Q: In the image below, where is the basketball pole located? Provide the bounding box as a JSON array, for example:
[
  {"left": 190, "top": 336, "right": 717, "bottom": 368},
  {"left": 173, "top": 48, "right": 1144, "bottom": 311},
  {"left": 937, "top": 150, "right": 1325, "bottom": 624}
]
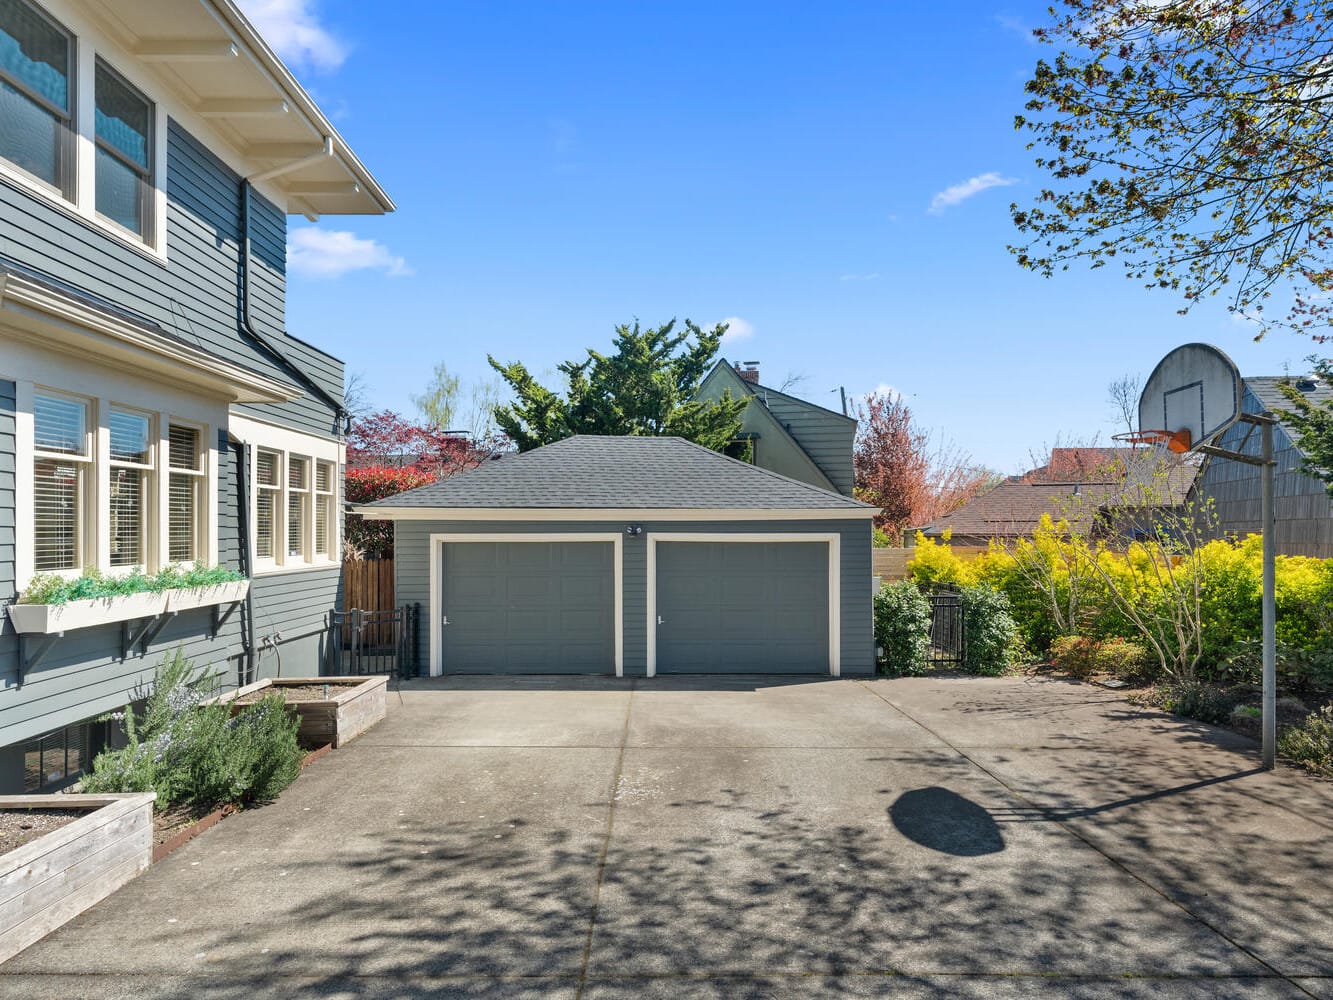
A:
[{"left": 1261, "top": 418, "right": 1277, "bottom": 770}]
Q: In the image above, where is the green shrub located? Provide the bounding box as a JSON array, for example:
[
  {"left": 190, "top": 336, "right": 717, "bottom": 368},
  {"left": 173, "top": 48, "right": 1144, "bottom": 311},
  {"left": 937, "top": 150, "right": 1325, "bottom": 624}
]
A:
[
  {"left": 874, "top": 580, "right": 932, "bottom": 676},
  {"left": 82, "top": 650, "right": 302, "bottom": 811},
  {"left": 19, "top": 563, "right": 244, "bottom": 605},
  {"left": 1161, "top": 680, "right": 1236, "bottom": 727},
  {"left": 960, "top": 584, "right": 1017, "bottom": 676},
  {"left": 1050, "top": 635, "right": 1153, "bottom": 681},
  {"left": 1278, "top": 706, "right": 1333, "bottom": 777}
]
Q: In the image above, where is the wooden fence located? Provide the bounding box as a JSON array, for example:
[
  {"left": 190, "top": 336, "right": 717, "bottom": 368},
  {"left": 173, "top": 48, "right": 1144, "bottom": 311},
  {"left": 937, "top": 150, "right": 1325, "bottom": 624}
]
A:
[
  {"left": 343, "top": 557, "right": 395, "bottom": 612},
  {"left": 872, "top": 546, "right": 991, "bottom": 582}
]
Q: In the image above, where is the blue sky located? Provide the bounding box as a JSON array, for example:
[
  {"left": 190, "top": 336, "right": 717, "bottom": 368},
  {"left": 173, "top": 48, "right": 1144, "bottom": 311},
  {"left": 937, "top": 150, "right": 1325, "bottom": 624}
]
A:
[{"left": 239, "top": 0, "right": 1321, "bottom": 473}]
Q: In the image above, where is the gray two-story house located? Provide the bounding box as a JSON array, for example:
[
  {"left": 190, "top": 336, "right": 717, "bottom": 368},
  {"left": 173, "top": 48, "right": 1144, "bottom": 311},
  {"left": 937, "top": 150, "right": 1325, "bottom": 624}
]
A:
[
  {"left": 0, "top": 0, "right": 393, "bottom": 792},
  {"left": 694, "top": 360, "right": 856, "bottom": 496}
]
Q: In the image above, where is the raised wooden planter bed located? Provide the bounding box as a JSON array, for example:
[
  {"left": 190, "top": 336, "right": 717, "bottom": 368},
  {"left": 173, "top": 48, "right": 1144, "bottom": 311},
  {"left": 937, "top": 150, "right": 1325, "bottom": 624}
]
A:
[
  {"left": 0, "top": 793, "right": 155, "bottom": 964},
  {"left": 207, "top": 675, "right": 388, "bottom": 748}
]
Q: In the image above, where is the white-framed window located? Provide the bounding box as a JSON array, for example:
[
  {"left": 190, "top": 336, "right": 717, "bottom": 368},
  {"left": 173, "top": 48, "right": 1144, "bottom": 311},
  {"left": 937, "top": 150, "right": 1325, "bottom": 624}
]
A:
[
  {"left": 32, "top": 389, "right": 91, "bottom": 573},
  {"left": 314, "top": 460, "right": 335, "bottom": 559},
  {"left": 0, "top": 0, "right": 75, "bottom": 199},
  {"left": 167, "top": 422, "right": 205, "bottom": 563},
  {"left": 255, "top": 448, "right": 281, "bottom": 563},
  {"left": 108, "top": 405, "right": 152, "bottom": 568},
  {"left": 286, "top": 455, "right": 308, "bottom": 561},
  {"left": 0, "top": 0, "right": 165, "bottom": 255},
  {"left": 17, "top": 376, "right": 217, "bottom": 585},
  {"left": 93, "top": 57, "right": 152, "bottom": 239},
  {"left": 235, "top": 417, "right": 342, "bottom": 573}
]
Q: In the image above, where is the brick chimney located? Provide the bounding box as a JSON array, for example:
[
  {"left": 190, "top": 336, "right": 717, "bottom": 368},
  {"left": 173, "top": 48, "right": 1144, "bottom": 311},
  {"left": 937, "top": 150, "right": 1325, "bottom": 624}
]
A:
[{"left": 735, "top": 361, "right": 760, "bottom": 384}]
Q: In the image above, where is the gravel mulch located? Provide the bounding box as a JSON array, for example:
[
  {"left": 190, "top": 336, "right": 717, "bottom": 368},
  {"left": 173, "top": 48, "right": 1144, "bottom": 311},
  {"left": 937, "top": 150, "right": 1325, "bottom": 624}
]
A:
[
  {"left": 0, "top": 808, "right": 89, "bottom": 855},
  {"left": 233, "top": 683, "right": 347, "bottom": 705}
]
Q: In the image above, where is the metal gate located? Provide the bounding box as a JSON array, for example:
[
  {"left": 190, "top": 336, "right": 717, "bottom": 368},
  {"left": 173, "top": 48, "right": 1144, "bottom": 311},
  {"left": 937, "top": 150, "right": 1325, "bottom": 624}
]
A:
[
  {"left": 928, "top": 587, "right": 965, "bottom": 668},
  {"left": 326, "top": 604, "right": 421, "bottom": 678}
]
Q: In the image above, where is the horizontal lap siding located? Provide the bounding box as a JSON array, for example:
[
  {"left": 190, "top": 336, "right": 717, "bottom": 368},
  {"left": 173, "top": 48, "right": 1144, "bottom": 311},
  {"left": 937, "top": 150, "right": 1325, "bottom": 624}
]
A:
[
  {"left": 395, "top": 518, "right": 873, "bottom": 677},
  {"left": 0, "top": 122, "right": 345, "bottom": 754},
  {"left": 757, "top": 393, "right": 857, "bottom": 497}
]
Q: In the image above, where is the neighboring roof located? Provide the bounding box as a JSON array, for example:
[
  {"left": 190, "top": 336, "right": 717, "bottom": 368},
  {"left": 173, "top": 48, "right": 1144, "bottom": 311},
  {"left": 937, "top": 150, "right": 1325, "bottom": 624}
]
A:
[
  {"left": 917, "top": 462, "right": 1198, "bottom": 540},
  {"left": 0, "top": 260, "right": 300, "bottom": 404},
  {"left": 1023, "top": 448, "right": 1132, "bottom": 483},
  {"left": 363, "top": 435, "right": 875, "bottom": 514},
  {"left": 1244, "top": 375, "right": 1333, "bottom": 416},
  {"left": 87, "top": 0, "right": 393, "bottom": 216}
]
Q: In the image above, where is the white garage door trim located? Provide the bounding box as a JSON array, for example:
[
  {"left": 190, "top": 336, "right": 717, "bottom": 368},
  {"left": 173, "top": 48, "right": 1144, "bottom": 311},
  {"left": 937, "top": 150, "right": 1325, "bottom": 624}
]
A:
[
  {"left": 645, "top": 532, "right": 841, "bottom": 678},
  {"left": 428, "top": 533, "right": 624, "bottom": 678}
]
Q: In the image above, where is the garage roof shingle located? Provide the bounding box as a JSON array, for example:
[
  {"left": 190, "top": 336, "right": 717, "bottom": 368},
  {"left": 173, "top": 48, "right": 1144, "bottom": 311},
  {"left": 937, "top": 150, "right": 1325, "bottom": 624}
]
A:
[{"left": 367, "top": 435, "right": 873, "bottom": 512}]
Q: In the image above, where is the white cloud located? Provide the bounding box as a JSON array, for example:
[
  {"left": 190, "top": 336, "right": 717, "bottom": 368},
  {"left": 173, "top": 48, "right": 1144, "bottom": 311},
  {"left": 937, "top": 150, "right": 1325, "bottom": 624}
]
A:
[
  {"left": 718, "top": 316, "right": 754, "bottom": 342},
  {"left": 839, "top": 272, "right": 881, "bottom": 282},
  {"left": 287, "top": 227, "right": 412, "bottom": 279},
  {"left": 873, "top": 383, "right": 902, "bottom": 400},
  {"left": 929, "top": 172, "right": 1019, "bottom": 213},
  {"left": 995, "top": 14, "right": 1040, "bottom": 45},
  {"left": 236, "top": 0, "right": 346, "bottom": 71}
]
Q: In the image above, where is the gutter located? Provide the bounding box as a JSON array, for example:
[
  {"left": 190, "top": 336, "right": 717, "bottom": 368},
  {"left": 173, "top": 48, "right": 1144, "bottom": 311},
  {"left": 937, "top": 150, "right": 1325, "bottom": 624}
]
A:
[{"left": 238, "top": 178, "right": 348, "bottom": 433}]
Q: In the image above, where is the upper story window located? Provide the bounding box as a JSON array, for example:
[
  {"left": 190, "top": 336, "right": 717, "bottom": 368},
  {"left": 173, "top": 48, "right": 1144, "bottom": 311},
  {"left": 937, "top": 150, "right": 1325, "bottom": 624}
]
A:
[
  {"left": 0, "top": 0, "right": 73, "bottom": 197},
  {"left": 94, "top": 59, "right": 151, "bottom": 238}
]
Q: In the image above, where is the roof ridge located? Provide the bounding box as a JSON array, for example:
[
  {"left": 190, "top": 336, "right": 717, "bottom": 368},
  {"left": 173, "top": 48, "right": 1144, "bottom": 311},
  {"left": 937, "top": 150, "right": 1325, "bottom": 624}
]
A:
[{"left": 668, "top": 436, "right": 872, "bottom": 508}]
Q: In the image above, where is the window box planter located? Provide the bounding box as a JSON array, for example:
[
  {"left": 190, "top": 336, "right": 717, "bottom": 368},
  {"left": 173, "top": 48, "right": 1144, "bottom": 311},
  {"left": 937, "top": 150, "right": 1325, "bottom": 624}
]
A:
[
  {"left": 7, "top": 581, "right": 251, "bottom": 635},
  {"left": 206, "top": 675, "right": 388, "bottom": 749},
  {"left": 0, "top": 793, "right": 155, "bottom": 964}
]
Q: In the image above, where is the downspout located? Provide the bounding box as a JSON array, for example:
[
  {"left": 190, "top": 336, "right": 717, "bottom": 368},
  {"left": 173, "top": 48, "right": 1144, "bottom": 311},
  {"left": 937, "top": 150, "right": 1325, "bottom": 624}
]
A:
[
  {"left": 238, "top": 149, "right": 349, "bottom": 433},
  {"left": 230, "top": 432, "right": 257, "bottom": 684}
]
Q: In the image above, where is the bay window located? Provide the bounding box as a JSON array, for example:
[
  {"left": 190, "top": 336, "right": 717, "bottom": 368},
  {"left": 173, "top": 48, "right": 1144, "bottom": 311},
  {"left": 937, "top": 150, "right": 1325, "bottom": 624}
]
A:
[
  {"left": 0, "top": 0, "right": 74, "bottom": 197},
  {"left": 22, "top": 384, "right": 215, "bottom": 582},
  {"left": 245, "top": 437, "right": 340, "bottom": 571}
]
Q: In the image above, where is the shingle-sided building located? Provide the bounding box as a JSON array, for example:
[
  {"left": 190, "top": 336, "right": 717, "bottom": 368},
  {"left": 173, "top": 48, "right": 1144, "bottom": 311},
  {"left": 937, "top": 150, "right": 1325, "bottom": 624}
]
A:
[
  {"left": 358, "top": 436, "right": 878, "bottom": 677},
  {"left": 1198, "top": 375, "right": 1333, "bottom": 557}
]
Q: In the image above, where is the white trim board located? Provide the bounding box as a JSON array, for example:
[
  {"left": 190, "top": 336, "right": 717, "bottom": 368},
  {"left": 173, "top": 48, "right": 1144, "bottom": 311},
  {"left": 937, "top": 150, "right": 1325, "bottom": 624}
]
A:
[
  {"left": 645, "top": 532, "right": 841, "bottom": 678},
  {"left": 428, "top": 533, "right": 625, "bottom": 678},
  {"left": 363, "top": 506, "right": 875, "bottom": 522}
]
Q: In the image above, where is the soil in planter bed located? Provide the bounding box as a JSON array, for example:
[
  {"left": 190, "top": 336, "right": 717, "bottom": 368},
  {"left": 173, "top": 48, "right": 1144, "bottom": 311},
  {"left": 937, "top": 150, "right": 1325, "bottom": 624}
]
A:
[
  {"left": 233, "top": 683, "right": 350, "bottom": 704},
  {"left": 152, "top": 804, "right": 220, "bottom": 847},
  {"left": 0, "top": 808, "right": 87, "bottom": 854}
]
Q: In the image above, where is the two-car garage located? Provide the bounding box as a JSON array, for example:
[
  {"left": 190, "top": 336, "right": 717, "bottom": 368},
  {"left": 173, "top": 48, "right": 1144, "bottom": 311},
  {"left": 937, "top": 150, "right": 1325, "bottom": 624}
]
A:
[{"left": 362, "top": 436, "right": 877, "bottom": 678}]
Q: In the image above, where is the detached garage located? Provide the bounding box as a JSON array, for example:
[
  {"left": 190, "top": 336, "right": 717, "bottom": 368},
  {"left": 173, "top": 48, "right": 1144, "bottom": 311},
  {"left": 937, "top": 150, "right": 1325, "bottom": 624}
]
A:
[{"left": 358, "top": 436, "right": 877, "bottom": 677}]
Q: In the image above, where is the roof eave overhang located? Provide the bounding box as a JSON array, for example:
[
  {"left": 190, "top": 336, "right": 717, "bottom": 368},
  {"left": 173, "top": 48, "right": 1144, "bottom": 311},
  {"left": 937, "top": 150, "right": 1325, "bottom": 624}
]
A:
[
  {"left": 357, "top": 506, "right": 879, "bottom": 522},
  {"left": 0, "top": 272, "right": 300, "bottom": 404}
]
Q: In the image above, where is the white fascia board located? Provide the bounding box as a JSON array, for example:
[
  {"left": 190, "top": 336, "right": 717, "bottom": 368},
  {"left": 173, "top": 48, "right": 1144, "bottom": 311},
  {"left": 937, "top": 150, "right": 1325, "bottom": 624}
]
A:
[
  {"left": 208, "top": 0, "right": 395, "bottom": 213},
  {"left": 0, "top": 272, "right": 299, "bottom": 404},
  {"left": 357, "top": 506, "right": 877, "bottom": 522}
]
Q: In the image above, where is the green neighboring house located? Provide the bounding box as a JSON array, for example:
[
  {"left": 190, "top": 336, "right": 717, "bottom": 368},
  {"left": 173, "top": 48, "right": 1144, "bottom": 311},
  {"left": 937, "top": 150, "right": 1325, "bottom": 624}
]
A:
[{"left": 694, "top": 360, "right": 856, "bottom": 497}]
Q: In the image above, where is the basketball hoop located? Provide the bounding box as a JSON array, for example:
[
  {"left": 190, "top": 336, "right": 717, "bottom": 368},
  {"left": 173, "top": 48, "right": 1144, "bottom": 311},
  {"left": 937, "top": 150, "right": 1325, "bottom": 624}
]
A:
[{"left": 1111, "top": 428, "right": 1192, "bottom": 454}]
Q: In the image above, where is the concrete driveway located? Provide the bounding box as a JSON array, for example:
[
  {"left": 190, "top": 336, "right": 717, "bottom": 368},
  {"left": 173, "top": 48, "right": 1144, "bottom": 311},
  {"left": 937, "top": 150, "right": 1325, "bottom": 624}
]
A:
[{"left": 3, "top": 675, "right": 1331, "bottom": 999}]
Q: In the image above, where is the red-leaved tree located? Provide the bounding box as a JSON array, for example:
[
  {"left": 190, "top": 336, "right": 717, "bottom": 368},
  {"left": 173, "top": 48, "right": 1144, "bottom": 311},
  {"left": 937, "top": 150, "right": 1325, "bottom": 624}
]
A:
[
  {"left": 344, "top": 411, "right": 490, "bottom": 557},
  {"left": 853, "top": 392, "right": 998, "bottom": 541}
]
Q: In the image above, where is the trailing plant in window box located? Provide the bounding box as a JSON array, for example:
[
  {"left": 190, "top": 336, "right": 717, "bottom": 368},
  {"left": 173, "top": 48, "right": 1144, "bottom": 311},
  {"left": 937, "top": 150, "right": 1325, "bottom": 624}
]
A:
[{"left": 17, "top": 563, "right": 244, "bottom": 606}]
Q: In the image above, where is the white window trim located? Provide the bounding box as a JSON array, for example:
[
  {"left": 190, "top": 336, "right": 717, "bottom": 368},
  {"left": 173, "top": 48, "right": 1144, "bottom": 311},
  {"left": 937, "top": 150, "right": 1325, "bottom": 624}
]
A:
[
  {"left": 106, "top": 403, "right": 156, "bottom": 571},
  {"left": 427, "top": 533, "right": 625, "bottom": 679},
  {"left": 27, "top": 386, "right": 94, "bottom": 579},
  {"left": 231, "top": 415, "right": 342, "bottom": 576},
  {"left": 644, "top": 532, "right": 841, "bottom": 679},
  {"left": 11, "top": 372, "right": 219, "bottom": 590},
  {"left": 164, "top": 418, "right": 210, "bottom": 567},
  {"left": 313, "top": 459, "right": 336, "bottom": 560}
]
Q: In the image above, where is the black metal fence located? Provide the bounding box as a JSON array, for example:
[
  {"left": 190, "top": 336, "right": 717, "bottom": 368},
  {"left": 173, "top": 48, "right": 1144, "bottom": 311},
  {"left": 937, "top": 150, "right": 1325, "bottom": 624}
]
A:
[
  {"left": 326, "top": 603, "right": 421, "bottom": 678},
  {"left": 928, "top": 587, "right": 965, "bottom": 668}
]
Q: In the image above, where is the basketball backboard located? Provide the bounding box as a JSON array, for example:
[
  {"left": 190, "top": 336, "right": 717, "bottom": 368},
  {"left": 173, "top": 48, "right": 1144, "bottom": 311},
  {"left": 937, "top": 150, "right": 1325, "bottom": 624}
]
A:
[{"left": 1139, "top": 343, "right": 1243, "bottom": 452}]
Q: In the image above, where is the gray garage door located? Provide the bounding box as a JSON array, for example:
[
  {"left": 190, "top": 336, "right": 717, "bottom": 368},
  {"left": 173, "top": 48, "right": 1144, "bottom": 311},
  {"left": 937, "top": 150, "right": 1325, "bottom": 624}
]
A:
[
  {"left": 439, "top": 541, "right": 615, "bottom": 674},
  {"left": 655, "top": 541, "right": 830, "bottom": 674}
]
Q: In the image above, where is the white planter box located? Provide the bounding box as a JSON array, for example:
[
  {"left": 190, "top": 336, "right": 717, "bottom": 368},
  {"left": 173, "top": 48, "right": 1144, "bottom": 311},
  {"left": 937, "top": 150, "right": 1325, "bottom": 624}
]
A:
[
  {"left": 7, "top": 580, "right": 251, "bottom": 635},
  {"left": 0, "top": 793, "right": 155, "bottom": 964},
  {"left": 7, "top": 592, "right": 168, "bottom": 634},
  {"left": 164, "top": 579, "right": 250, "bottom": 614}
]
